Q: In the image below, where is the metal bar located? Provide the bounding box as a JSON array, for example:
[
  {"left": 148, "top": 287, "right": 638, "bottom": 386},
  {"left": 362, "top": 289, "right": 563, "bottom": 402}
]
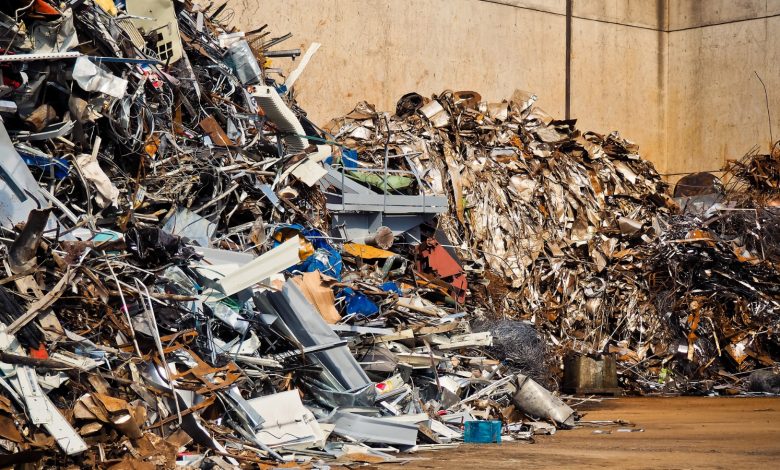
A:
[
  {"left": 565, "top": 0, "right": 572, "bottom": 120},
  {"left": 264, "top": 49, "right": 301, "bottom": 58},
  {"left": 0, "top": 52, "right": 80, "bottom": 61}
]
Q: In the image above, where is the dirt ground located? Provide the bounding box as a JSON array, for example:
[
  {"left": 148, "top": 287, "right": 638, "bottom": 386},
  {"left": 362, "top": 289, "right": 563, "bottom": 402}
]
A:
[{"left": 400, "top": 397, "right": 780, "bottom": 470}]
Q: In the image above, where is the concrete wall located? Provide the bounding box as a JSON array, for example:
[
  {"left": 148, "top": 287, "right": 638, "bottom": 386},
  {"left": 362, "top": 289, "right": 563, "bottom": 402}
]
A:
[
  {"left": 226, "top": 0, "right": 780, "bottom": 178},
  {"left": 665, "top": 1, "right": 780, "bottom": 177},
  {"left": 231, "top": 0, "right": 566, "bottom": 119},
  {"left": 570, "top": 4, "right": 668, "bottom": 173}
]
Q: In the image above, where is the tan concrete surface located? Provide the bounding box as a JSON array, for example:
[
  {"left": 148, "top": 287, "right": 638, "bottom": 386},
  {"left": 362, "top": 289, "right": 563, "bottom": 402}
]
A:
[
  {"left": 570, "top": 16, "right": 668, "bottom": 172},
  {"left": 397, "top": 397, "right": 780, "bottom": 470},
  {"left": 231, "top": 0, "right": 567, "bottom": 121},
  {"left": 574, "top": 0, "right": 667, "bottom": 29},
  {"left": 669, "top": 0, "right": 780, "bottom": 30}
]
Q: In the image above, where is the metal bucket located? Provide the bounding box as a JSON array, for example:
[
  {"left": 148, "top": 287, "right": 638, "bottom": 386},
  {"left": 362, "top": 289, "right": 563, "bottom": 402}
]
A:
[{"left": 512, "top": 374, "right": 575, "bottom": 428}]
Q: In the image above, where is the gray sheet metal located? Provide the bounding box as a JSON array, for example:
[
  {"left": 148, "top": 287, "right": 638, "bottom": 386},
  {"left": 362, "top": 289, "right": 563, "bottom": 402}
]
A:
[
  {"left": 250, "top": 86, "right": 308, "bottom": 154},
  {"left": 307, "top": 382, "right": 376, "bottom": 408},
  {"left": 329, "top": 410, "right": 419, "bottom": 446},
  {"left": 260, "top": 281, "right": 375, "bottom": 406},
  {"left": 320, "top": 164, "right": 446, "bottom": 242},
  {"left": 163, "top": 207, "right": 216, "bottom": 247},
  {"left": 280, "top": 281, "right": 371, "bottom": 389},
  {"left": 223, "top": 386, "right": 265, "bottom": 431},
  {"left": 31, "top": 9, "right": 78, "bottom": 53},
  {"left": 321, "top": 165, "right": 448, "bottom": 213},
  {"left": 12, "top": 121, "right": 76, "bottom": 141},
  {"left": 0, "top": 119, "right": 55, "bottom": 230},
  {"left": 0, "top": 329, "right": 87, "bottom": 455}
]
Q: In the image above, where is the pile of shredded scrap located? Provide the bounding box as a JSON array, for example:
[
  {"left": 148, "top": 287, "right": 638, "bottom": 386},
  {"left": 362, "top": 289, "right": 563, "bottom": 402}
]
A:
[
  {"left": 725, "top": 141, "right": 780, "bottom": 196},
  {"left": 631, "top": 144, "right": 780, "bottom": 394},
  {"left": 326, "top": 91, "right": 674, "bottom": 375},
  {"left": 638, "top": 207, "right": 780, "bottom": 393},
  {"left": 326, "top": 93, "right": 780, "bottom": 395}
]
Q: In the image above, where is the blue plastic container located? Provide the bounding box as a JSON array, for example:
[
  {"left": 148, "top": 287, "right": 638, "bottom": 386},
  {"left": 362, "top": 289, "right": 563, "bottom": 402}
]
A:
[{"left": 463, "top": 420, "right": 502, "bottom": 444}]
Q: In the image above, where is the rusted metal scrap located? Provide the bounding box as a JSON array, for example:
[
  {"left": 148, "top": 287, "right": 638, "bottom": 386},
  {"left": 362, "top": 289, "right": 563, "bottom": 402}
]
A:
[
  {"left": 326, "top": 90, "right": 674, "bottom": 381},
  {"left": 0, "top": 2, "right": 597, "bottom": 467}
]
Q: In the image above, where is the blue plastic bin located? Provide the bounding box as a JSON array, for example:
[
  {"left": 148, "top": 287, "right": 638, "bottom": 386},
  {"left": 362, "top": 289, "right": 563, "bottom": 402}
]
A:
[{"left": 463, "top": 420, "right": 502, "bottom": 444}]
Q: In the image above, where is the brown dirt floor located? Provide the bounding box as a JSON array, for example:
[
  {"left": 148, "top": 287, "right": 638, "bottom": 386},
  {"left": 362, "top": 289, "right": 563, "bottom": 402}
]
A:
[{"left": 399, "top": 397, "right": 780, "bottom": 470}]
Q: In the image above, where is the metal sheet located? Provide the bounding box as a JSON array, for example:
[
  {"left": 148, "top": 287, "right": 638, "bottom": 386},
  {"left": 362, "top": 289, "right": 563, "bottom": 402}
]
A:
[
  {"left": 163, "top": 207, "right": 216, "bottom": 247},
  {"left": 200, "top": 236, "right": 300, "bottom": 298},
  {"left": 30, "top": 9, "right": 78, "bottom": 53},
  {"left": 0, "top": 119, "right": 55, "bottom": 230},
  {"left": 0, "top": 52, "right": 80, "bottom": 62},
  {"left": 329, "top": 410, "right": 418, "bottom": 446},
  {"left": 250, "top": 86, "right": 308, "bottom": 154},
  {"left": 258, "top": 281, "right": 375, "bottom": 406},
  {"left": 247, "top": 390, "right": 324, "bottom": 449},
  {"left": 277, "top": 281, "right": 371, "bottom": 391},
  {"left": 223, "top": 386, "right": 264, "bottom": 432},
  {"left": 72, "top": 56, "right": 128, "bottom": 98},
  {"left": 0, "top": 329, "right": 87, "bottom": 455}
]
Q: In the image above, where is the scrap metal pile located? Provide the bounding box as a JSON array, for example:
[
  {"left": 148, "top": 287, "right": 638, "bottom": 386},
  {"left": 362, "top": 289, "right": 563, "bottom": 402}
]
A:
[
  {"left": 725, "top": 141, "right": 780, "bottom": 197},
  {"left": 325, "top": 92, "right": 780, "bottom": 395},
  {"left": 325, "top": 91, "right": 675, "bottom": 380},
  {"left": 0, "top": 1, "right": 582, "bottom": 467},
  {"left": 631, "top": 143, "right": 780, "bottom": 393},
  {"left": 2, "top": 0, "right": 780, "bottom": 466},
  {"left": 639, "top": 205, "right": 780, "bottom": 393}
]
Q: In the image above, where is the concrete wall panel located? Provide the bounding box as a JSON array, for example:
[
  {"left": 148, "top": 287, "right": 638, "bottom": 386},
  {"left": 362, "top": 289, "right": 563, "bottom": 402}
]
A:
[
  {"left": 233, "top": 0, "right": 565, "bottom": 124},
  {"left": 480, "top": 0, "right": 566, "bottom": 15},
  {"left": 570, "top": 17, "right": 667, "bottom": 168},
  {"left": 668, "top": 0, "right": 780, "bottom": 30},
  {"left": 666, "top": 15, "right": 780, "bottom": 177},
  {"left": 574, "top": 0, "right": 667, "bottom": 29}
]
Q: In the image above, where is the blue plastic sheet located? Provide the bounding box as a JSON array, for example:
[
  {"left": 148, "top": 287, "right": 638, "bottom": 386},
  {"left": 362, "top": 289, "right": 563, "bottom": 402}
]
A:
[
  {"left": 19, "top": 154, "right": 70, "bottom": 179},
  {"left": 272, "top": 224, "right": 343, "bottom": 280},
  {"left": 341, "top": 148, "right": 359, "bottom": 169},
  {"left": 380, "top": 281, "right": 402, "bottom": 295},
  {"left": 338, "top": 287, "right": 379, "bottom": 318}
]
